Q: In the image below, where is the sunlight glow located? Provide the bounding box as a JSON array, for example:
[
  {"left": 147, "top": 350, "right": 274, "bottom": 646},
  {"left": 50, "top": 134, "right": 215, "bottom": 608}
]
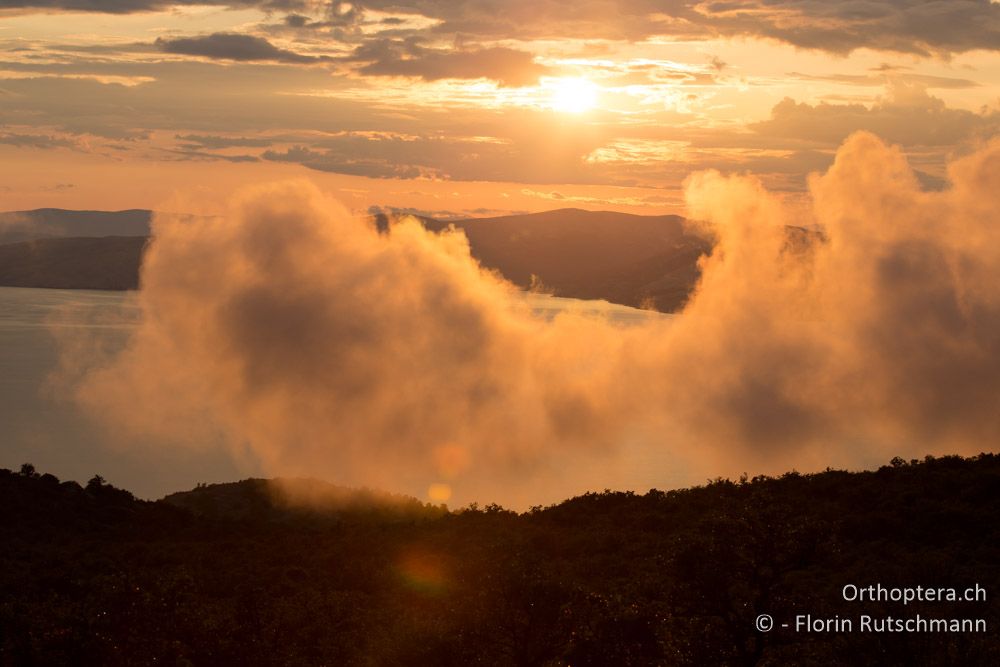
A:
[
  {"left": 428, "top": 483, "right": 452, "bottom": 503},
  {"left": 548, "top": 77, "right": 600, "bottom": 113}
]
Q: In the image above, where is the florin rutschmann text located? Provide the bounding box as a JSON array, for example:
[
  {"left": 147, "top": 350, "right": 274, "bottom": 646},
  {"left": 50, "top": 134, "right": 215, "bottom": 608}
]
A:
[{"left": 757, "top": 584, "right": 988, "bottom": 634}]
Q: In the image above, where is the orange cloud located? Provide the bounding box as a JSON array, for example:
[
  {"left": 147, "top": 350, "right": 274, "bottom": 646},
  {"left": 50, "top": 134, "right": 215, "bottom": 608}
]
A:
[{"left": 71, "top": 133, "right": 1000, "bottom": 506}]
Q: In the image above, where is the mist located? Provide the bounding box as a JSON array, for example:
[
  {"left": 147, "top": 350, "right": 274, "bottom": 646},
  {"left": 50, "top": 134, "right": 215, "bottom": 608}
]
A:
[{"left": 68, "top": 132, "right": 1000, "bottom": 506}]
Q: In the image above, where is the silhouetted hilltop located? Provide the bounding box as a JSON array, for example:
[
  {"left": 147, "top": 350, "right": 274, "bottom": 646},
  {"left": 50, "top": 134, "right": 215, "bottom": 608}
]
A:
[{"left": 2, "top": 455, "right": 997, "bottom": 665}]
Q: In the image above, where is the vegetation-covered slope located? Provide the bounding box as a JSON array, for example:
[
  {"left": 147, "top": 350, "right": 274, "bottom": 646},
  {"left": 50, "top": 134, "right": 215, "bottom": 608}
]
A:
[
  {"left": 426, "top": 208, "right": 711, "bottom": 313},
  {"left": 0, "top": 236, "right": 146, "bottom": 290},
  {"left": 2, "top": 455, "right": 997, "bottom": 665}
]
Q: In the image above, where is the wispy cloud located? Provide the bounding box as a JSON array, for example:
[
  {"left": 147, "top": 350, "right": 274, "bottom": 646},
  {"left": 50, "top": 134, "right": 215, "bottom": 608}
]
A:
[{"left": 156, "top": 33, "right": 331, "bottom": 64}]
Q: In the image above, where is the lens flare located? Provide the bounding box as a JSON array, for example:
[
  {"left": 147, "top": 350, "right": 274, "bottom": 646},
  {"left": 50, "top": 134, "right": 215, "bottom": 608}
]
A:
[
  {"left": 427, "top": 483, "right": 452, "bottom": 503},
  {"left": 396, "top": 549, "right": 449, "bottom": 595}
]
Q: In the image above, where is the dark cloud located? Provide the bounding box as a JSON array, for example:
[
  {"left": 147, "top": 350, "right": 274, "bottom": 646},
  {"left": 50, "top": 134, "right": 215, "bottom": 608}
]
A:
[
  {"left": 0, "top": 0, "right": 306, "bottom": 12},
  {"left": 263, "top": 145, "right": 425, "bottom": 178},
  {"left": 752, "top": 83, "right": 1000, "bottom": 147},
  {"left": 4, "top": 0, "right": 998, "bottom": 56},
  {"left": 176, "top": 134, "right": 274, "bottom": 149},
  {"left": 156, "top": 33, "right": 328, "bottom": 64},
  {"left": 325, "top": 0, "right": 1000, "bottom": 55},
  {"left": 0, "top": 132, "right": 77, "bottom": 149},
  {"left": 694, "top": 0, "right": 1000, "bottom": 56},
  {"left": 348, "top": 39, "right": 550, "bottom": 87},
  {"left": 368, "top": 204, "right": 524, "bottom": 221},
  {"left": 165, "top": 147, "right": 261, "bottom": 163},
  {"left": 787, "top": 72, "right": 982, "bottom": 90},
  {"left": 343, "top": 0, "right": 697, "bottom": 41},
  {"left": 284, "top": 14, "right": 311, "bottom": 28}
]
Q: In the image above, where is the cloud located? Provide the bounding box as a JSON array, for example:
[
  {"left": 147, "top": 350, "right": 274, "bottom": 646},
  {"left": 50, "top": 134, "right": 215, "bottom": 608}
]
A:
[
  {"left": 0, "top": 62, "right": 376, "bottom": 140},
  {"left": 156, "top": 33, "right": 327, "bottom": 64},
  {"left": 176, "top": 134, "right": 274, "bottom": 149},
  {"left": 0, "top": 0, "right": 305, "bottom": 12},
  {"left": 348, "top": 39, "right": 550, "bottom": 86},
  {"left": 165, "top": 148, "right": 261, "bottom": 163},
  {"left": 694, "top": 0, "right": 1000, "bottom": 56},
  {"left": 752, "top": 83, "right": 1000, "bottom": 147},
  {"left": 323, "top": 1, "right": 699, "bottom": 42},
  {"left": 69, "top": 133, "right": 1000, "bottom": 506},
  {"left": 368, "top": 204, "right": 524, "bottom": 222},
  {"left": 259, "top": 128, "right": 612, "bottom": 184},
  {"left": 72, "top": 181, "right": 638, "bottom": 503},
  {"left": 787, "top": 71, "right": 982, "bottom": 90},
  {"left": 519, "top": 188, "right": 675, "bottom": 208},
  {"left": 324, "top": 0, "right": 1000, "bottom": 55},
  {"left": 40, "top": 182, "right": 75, "bottom": 191},
  {"left": 7, "top": 1, "right": 998, "bottom": 55},
  {"left": 263, "top": 145, "right": 425, "bottom": 178},
  {"left": 674, "top": 132, "right": 1000, "bottom": 456},
  {"left": 0, "top": 132, "right": 78, "bottom": 149}
]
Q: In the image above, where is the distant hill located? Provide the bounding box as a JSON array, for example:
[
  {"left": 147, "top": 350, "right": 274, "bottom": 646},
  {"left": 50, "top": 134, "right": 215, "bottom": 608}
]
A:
[
  {"left": 426, "top": 208, "right": 712, "bottom": 312},
  {"left": 0, "top": 207, "right": 712, "bottom": 311},
  {"left": 0, "top": 236, "right": 146, "bottom": 290},
  {"left": 0, "top": 208, "right": 151, "bottom": 245},
  {"left": 2, "top": 454, "right": 998, "bottom": 665},
  {"left": 0, "top": 208, "right": 829, "bottom": 312}
]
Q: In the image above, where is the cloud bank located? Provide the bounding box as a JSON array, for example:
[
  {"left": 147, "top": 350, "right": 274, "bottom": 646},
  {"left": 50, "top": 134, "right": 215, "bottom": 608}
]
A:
[
  {"left": 753, "top": 83, "right": 1000, "bottom": 147},
  {"left": 156, "top": 33, "right": 328, "bottom": 64},
  {"left": 72, "top": 132, "right": 1000, "bottom": 505},
  {"left": 5, "top": 0, "right": 997, "bottom": 56},
  {"left": 350, "top": 41, "right": 550, "bottom": 87}
]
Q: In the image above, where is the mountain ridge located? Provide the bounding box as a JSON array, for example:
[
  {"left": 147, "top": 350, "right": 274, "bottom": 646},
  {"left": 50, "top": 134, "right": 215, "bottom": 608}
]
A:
[
  {"left": 0, "top": 208, "right": 152, "bottom": 245},
  {"left": 0, "top": 207, "right": 710, "bottom": 312},
  {"left": 2, "top": 454, "right": 997, "bottom": 664}
]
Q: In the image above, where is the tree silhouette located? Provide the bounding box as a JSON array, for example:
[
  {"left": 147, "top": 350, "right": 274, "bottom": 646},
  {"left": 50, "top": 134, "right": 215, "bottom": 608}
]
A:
[{"left": 0, "top": 455, "right": 997, "bottom": 665}]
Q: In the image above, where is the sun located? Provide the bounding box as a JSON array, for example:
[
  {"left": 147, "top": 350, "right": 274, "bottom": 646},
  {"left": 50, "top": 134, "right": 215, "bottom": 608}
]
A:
[{"left": 548, "top": 77, "right": 599, "bottom": 113}]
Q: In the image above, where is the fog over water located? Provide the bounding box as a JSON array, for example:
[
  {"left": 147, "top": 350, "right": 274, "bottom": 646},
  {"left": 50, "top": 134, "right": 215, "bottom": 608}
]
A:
[
  {"left": 0, "top": 285, "right": 683, "bottom": 502},
  {"left": 0, "top": 286, "right": 247, "bottom": 497}
]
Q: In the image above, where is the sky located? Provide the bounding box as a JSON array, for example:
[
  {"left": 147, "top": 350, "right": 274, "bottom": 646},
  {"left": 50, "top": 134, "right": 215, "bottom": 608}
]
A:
[
  {"left": 1, "top": 0, "right": 999, "bottom": 217},
  {"left": 2, "top": 1, "right": 1000, "bottom": 505}
]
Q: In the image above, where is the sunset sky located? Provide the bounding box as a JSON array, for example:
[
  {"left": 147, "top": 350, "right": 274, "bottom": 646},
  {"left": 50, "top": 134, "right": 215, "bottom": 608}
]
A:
[{"left": 2, "top": 0, "right": 998, "bottom": 217}]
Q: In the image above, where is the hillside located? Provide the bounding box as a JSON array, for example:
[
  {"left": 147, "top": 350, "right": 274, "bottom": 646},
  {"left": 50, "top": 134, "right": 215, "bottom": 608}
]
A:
[
  {"left": 0, "top": 236, "right": 146, "bottom": 290},
  {"left": 0, "top": 207, "right": 708, "bottom": 311},
  {"left": 2, "top": 455, "right": 997, "bottom": 665},
  {"left": 427, "top": 208, "right": 711, "bottom": 312}
]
